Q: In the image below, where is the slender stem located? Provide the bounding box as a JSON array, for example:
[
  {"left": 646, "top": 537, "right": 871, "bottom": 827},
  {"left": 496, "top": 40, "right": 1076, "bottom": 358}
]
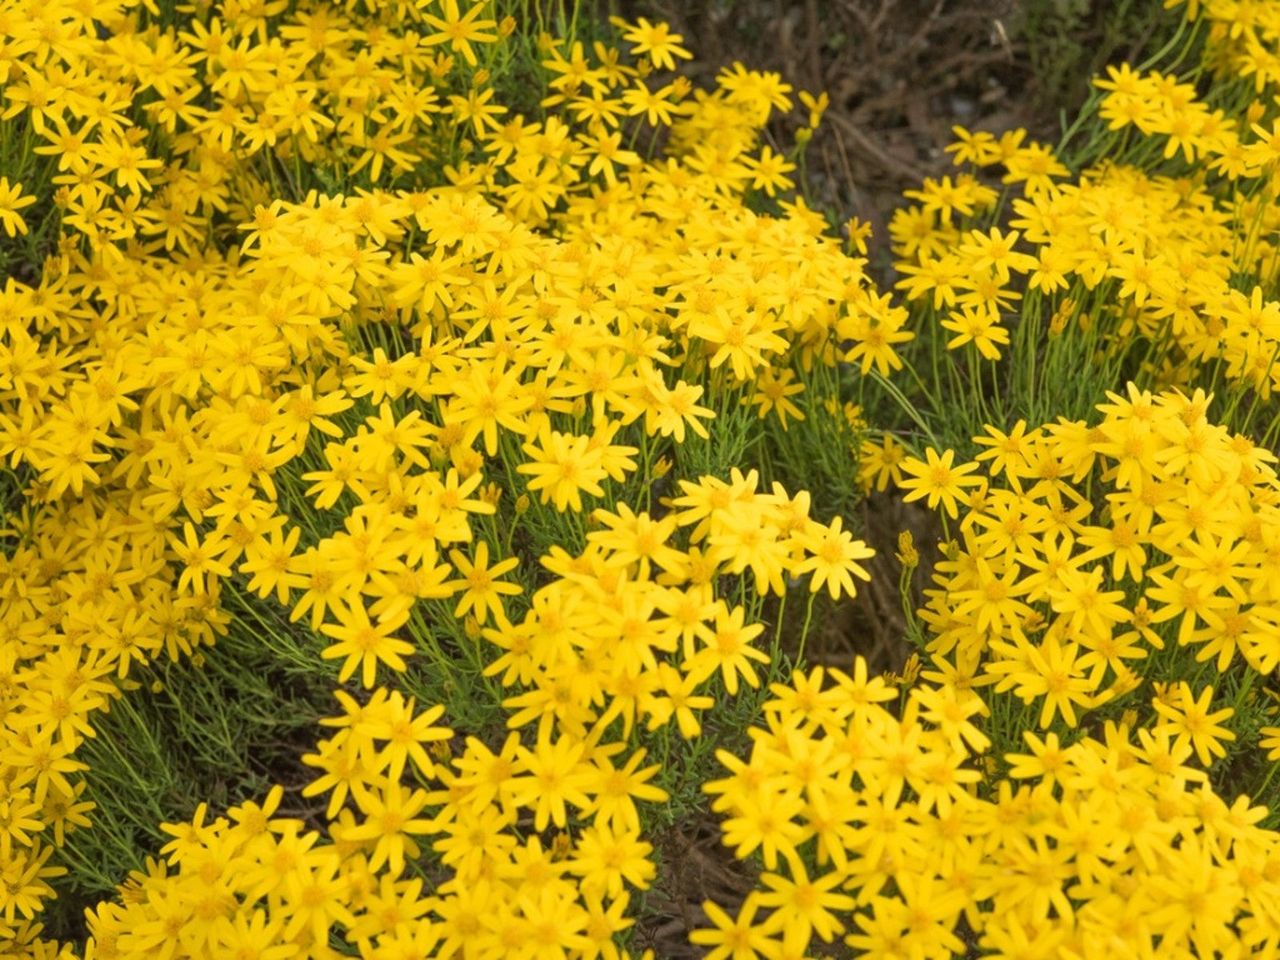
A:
[{"left": 796, "top": 591, "right": 817, "bottom": 667}]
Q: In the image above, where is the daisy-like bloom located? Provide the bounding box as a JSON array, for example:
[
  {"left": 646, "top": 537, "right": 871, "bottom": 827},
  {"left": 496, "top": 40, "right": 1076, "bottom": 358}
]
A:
[
  {"left": 1152, "top": 682, "right": 1236, "bottom": 767},
  {"left": 689, "top": 602, "right": 770, "bottom": 695},
  {"left": 0, "top": 177, "right": 37, "bottom": 236},
  {"left": 946, "top": 125, "right": 1003, "bottom": 166},
  {"left": 757, "top": 862, "right": 855, "bottom": 945},
  {"left": 858, "top": 433, "right": 908, "bottom": 492},
  {"left": 338, "top": 782, "right": 433, "bottom": 875},
  {"left": 617, "top": 17, "right": 693, "bottom": 71},
  {"left": 688, "top": 894, "right": 780, "bottom": 960},
  {"left": 940, "top": 304, "right": 1010, "bottom": 360},
  {"left": 582, "top": 748, "right": 668, "bottom": 834},
  {"left": 508, "top": 732, "right": 593, "bottom": 831},
  {"left": 897, "top": 447, "right": 984, "bottom": 519},
  {"left": 958, "top": 227, "right": 1038, "bottom": 280},
  {"left": 517, "top": 427, "right": 607, "bottom": 512},
  {"left": 318, "top": 603, "right": 414, "bottom": 688},
  {"left": 421, "top": 0, "right": 498, "bottom": 67},
  {"left": 743, "top": 145, "right": 796, "bottom": 197},
  {"left": 588, "top": 503, "right": 684, "bottom": 576},
  {"left": 794, "top": 516, "right": 874, "bottom": 600},
  {"left": 750, "top": 366, "right": 806, "bottom": 427},
  {"left": 447, "top": 540, "right": 522, "bottom": 626},
  {"left": 169, "top": 522, "right": 233, "bottom": 594},
  {"left": 571, "top": 823, "right": 655, "bottom": 899},
  {"left": 998, "top": 632, "right": 1095, "bottom": 728},
  {"left": 1261, "top": 726, "right": 1280, "bottom": 762}
]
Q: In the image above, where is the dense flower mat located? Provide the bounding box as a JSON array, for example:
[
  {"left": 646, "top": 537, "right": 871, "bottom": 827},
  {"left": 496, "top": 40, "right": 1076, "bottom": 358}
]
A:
[{"left": 1, "top": 0, "right": 1280, "bottom": 958}]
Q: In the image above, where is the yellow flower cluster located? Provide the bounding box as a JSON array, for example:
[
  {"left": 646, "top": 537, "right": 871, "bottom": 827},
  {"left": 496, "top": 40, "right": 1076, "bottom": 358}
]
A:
[
  {"left": 5, "top": 0, "right": 1280, "bottom": 955},
  {"left": 491, "top": 474, "right": 874, "bottom": 739},
  {"left": 1195, "top": 0, "right": 1280, "bottom": 95},
  {"left": 699, "top": 654, "right": 1280, "bottom": 959},
  {"left": 891, "top": 57, "right": 1280, "bottom": 417},
  {"left": 907, "top": 386, "right": 1280, "bottom": 732},
  {"left": 896, "top": 124, "right": 1280, "bottom": 395},
  {"left": 0, "top": 0, "right": 892, "bottom": 953},
  {"left": 889, "top": 136, "right": 1063, "bottom": 364},
  {"left": 78, "top": 478, "right": 878, "bottom": 960},
  {"left": 86, "top": 691, "right": 656, "bottom": 960}
]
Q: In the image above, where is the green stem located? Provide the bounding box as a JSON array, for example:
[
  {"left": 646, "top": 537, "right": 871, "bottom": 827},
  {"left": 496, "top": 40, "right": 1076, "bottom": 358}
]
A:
[{"left": 796, "top": 591, "right": 817, "bottom": 667}]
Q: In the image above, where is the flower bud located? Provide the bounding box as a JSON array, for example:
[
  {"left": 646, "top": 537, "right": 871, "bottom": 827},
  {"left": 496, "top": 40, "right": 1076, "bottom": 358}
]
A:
[
  {"left": 1048, "top": 297, "right": 1074, "bottom": 337},
  {"left": 900, "top": 653, "right": 921, "bottom": 686},
  {"left": 895, "top": 530, "right": 918, "bottom": 569},
  {"left": 551, "top": 831, "right": 573, "bottom": 859}
]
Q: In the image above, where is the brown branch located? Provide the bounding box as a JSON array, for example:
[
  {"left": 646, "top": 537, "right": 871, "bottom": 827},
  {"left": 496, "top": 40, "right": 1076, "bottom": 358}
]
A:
[{"left": 826, "top": 110, "right": 930, "bottom": 184}]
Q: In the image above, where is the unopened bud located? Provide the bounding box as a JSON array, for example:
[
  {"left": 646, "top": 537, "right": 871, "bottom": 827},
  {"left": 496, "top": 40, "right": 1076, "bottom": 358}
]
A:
[
  {"left": 1048, "top": 298, "right": 1074, "bottom": 337},
  {"left": 900, "top": 652, "right": 921, "bottom": 686},
  {"left": 551, "top": 831, "right": 573, "bottom": 859},
  {"left": 895, "top": 530, "right": 918, "bottom": 569}
]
